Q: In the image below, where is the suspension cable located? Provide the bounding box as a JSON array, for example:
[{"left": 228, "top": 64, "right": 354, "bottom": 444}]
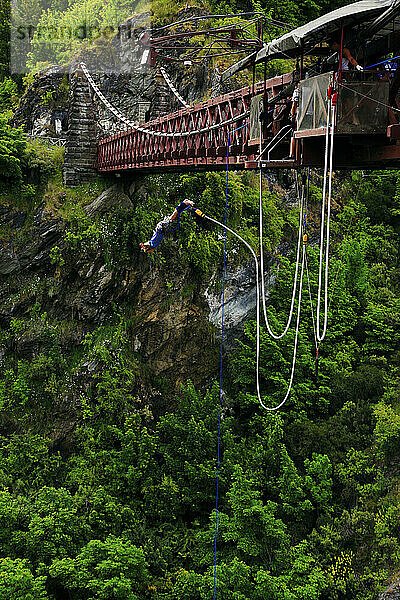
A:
[
  {"left": 80, "top": 62, "right": 249, "bottom": 138},
  {"left": 160, "top": 67, "right": 190, "bottom": 108}
]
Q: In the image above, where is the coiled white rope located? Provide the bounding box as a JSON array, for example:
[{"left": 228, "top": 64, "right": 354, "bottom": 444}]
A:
[
  {"left": 259, "top": 165, "right": 304, "bottom": 339},
  {"left": 160, "top": 67, "right": 190, "bottom": 108},
  {"left": 80, "top": 62, "right": 249, "bottom": 138},
  {"left": 204, "top": 211, "right": 306, "bottom": 411}
]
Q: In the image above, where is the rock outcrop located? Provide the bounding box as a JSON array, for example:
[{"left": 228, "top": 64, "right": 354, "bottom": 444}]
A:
[
  {"left": 84, "top": 184, "right": 132, "bottom": 217},
  {"left": 12, "top": 65, "right": 68, "bottom": 136},
  {"left": 380, "top": 582, "right": 400, "bottom": 600}
]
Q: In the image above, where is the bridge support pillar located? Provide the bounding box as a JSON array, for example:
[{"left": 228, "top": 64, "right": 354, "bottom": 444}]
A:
[{"left": 63, "top": 69, "right": 98, "bottom": 188}]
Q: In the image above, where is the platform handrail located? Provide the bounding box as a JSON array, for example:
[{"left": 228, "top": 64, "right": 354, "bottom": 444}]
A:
[
  {"left": 267, "top": 125, "right": 293, "bottom": 161},
  {"left": 256, "top": 124, "right": 292, "bottom": 162}
]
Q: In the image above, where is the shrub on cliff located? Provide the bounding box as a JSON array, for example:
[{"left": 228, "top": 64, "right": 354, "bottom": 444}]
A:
[
  {"left": 0, "top": 113, "right": 26, "bottom": 186},
  {"left": 0, "top": 77, "right": 18, "bottom": 113}
]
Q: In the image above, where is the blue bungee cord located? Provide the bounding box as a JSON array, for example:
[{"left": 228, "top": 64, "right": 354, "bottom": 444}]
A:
[{"left": 213, "top": 122, "right": 249, "bottom": 600}]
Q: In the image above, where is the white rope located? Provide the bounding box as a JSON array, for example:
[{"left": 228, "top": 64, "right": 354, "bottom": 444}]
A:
[
  {"left": 256, "top": 118, "right": 305, "bottom": 340},
  {"left": 263, "top": 243, "right": 305, "bottom": 411},
  {"left": 316, "top": 95, "right": 331, "bottom": 342},
  {"left": 203, "top": 123, "right": 307, "bottom": 410},
  {"left": 80, "top": 62, "right": 249, "bottom": 139},
  {"left": 305, "top": 248, "right": 318, "bottom": 351},
  {"left": 259, "top": 163, "right": 304, "bottom": 339},
  {"left": 160, "top": 67, "right": 190, "bottom": 108},
  {"left": 316, "top": 92, "right": 335, "bottom": 343},
  {"left": 204, "top": 213, "right": 305, "bottom": 412}
]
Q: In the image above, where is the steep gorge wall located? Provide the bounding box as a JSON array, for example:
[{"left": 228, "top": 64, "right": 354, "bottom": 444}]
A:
[{"left": 0, "top": 179, "right": 288, "bottom": 436}]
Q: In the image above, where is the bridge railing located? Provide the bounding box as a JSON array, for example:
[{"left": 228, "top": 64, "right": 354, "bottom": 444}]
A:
[{"left": 26, "top": 134, "right": 67, "bottom": 147}]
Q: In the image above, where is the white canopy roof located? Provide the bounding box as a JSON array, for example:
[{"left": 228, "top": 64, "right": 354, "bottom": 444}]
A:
[{"left": 256, "top": 0, "right": 398, "bottom": 61}]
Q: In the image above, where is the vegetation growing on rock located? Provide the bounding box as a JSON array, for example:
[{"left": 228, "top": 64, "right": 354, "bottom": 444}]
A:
[{"left": 0, "top": 0, "right": 399, "bottom": 599}]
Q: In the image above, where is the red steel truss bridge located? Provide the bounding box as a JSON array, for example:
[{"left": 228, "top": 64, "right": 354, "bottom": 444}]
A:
[
  {"left": 80, "top": 0, "right": 400, "bottom": 175},
  {"left": 82, "top": 63, "right": 294, "bottom": 174}
]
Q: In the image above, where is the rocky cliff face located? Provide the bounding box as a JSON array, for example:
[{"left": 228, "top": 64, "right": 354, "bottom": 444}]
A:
[
  {"left": 0, "top": 174, "right": 291, "bottom": 430},
  {"left": 0, "top": 184, "right": 257, "bottom": 426},
  {"left": 12, "top": 65, "right": 68, "bottom": 136}
]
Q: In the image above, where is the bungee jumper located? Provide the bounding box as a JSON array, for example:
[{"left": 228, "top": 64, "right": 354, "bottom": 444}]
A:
[{"left": 140, "top": 198, "right": 200, "bottom": 253}]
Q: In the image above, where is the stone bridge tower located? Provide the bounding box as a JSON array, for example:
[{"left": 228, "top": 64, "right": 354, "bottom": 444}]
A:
[{"left": 63, "top": 69, "right": 98, "bottom": 188}]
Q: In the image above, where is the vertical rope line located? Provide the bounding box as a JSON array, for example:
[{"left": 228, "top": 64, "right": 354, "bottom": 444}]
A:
[
  {"left": 213, "top": 132, "right": 230, "bottom": 600},
  {"left": 320, "top": 101, "right": 336, "bottom": 341},
  {"left": 316, "top": 91, "right": 333, "bottom": 342}
]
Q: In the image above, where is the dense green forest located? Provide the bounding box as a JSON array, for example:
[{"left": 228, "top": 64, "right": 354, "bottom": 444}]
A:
[{"left": 0, "top": 0, "right": 400, "bottom": 599}]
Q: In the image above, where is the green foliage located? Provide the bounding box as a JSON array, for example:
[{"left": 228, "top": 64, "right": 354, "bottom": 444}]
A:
[
  {"left": 80, "top": 316, "right": 137, "bottom": 419},
  {"left": 209, "top": 0, "right": 351, "bottom": 29},
  {"left": 27, "top": 0, "right": 137, "bottom": 70},
  {"left": 0, "top": 362, "right": 31, "bottom": 410},
  {"left": 0, "top": 434, "right": 61, "bottom": 492},
  {"left": 373, "top": 402, "right": 400, "bottom": 461},
  {"left": 50, "top": 536, "right": 150, "bottom": 600},
  {"left": 0, "top": 309, "right": 70, "bottom": 415},
  {"left": 49, "top": 245, "right": 65, "bottom": 266},
  {"left": 0, "top": 77, "right": 18, "bottom": 112},
  {"left": 0, "top": 0, "right": 10, "bottom": 80},
  {"left": 65, "top": 220, "right": 100, "bottom": 251},
  {"left": 0, "top": 114, "right": 26, "bottom": 186},
  {"left": 304, "top": 453, "right": 333, "bottom": 517},
  {"left": 0, "top": 558, "right": 48, "bottom": 600},
  {"left": 40, "top": 90, "right": 55, "bottom": 106},
  {"left": 100, "top": 208, "right": 137, "bottom": 269},
  {"left": 25, "top": 138, "right": 64, "bottom": 185},
  {"left": 222, "top": 465, "right": 290, "bottom": 566},
  {"left": 13, "top": 487, "right": 90, "bottom": 565}
]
